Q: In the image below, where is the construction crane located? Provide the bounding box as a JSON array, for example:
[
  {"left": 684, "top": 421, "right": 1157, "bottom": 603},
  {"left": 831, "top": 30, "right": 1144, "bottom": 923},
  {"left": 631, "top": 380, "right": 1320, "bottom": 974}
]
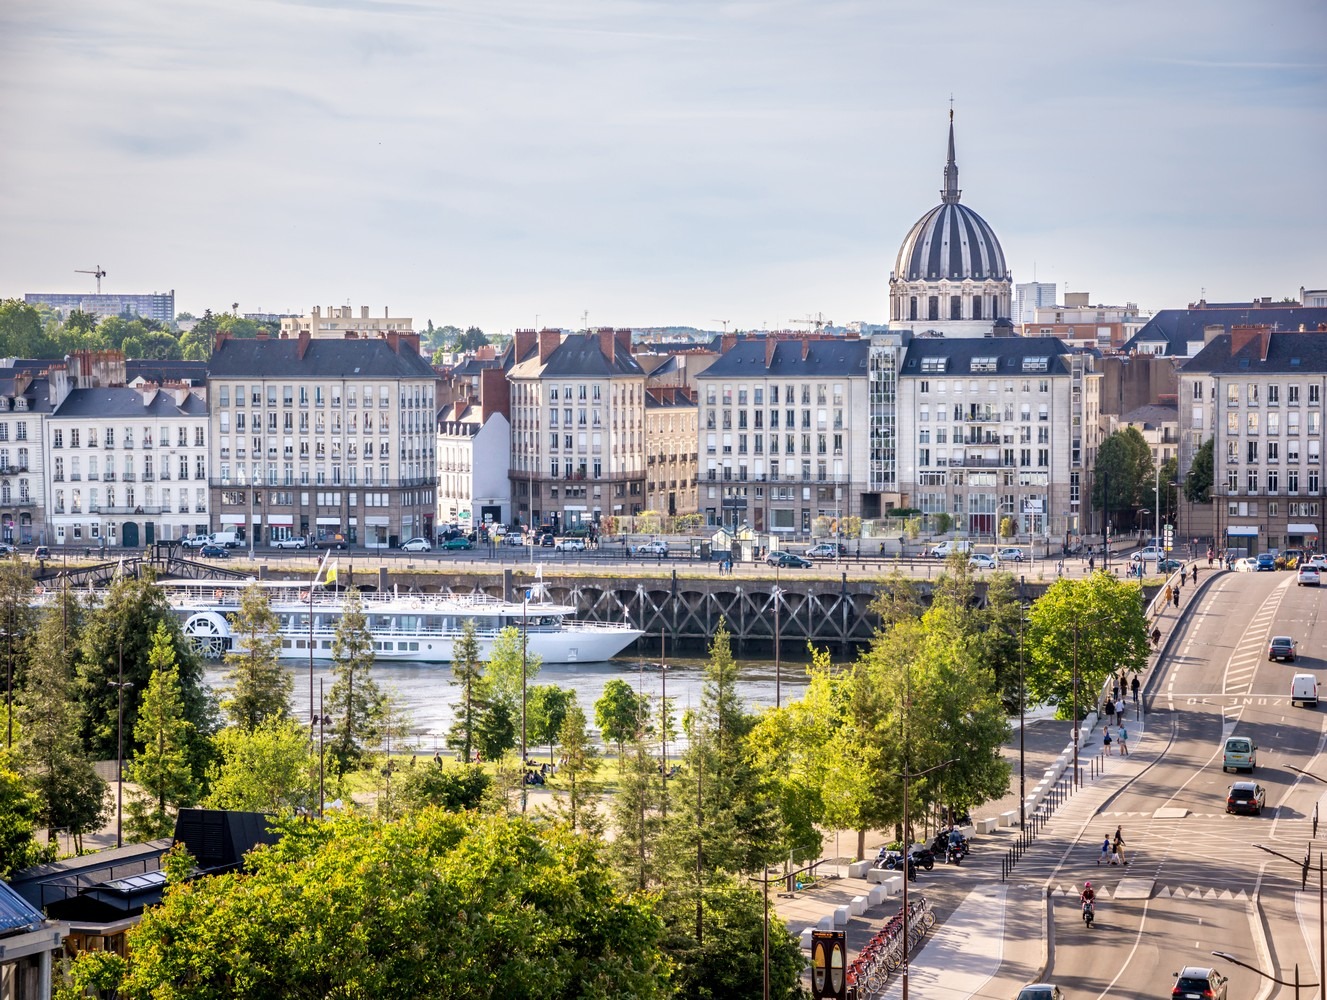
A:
[
  {"left": 75, "top": 265, "right": 107, "bottom": 294},
  {"left": 713, "top": 320, "right": 731, "bottom": 333},
  {"left": 790, "top": 312, "right": 832, "bottom": 334}
]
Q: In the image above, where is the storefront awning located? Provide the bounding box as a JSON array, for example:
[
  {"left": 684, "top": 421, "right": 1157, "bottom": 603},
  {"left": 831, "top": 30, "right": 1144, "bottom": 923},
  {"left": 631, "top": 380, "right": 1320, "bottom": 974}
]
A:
[
  {"left": 267, "top": 515, "right": 293, "bottom": 526},
  {"left": 219, "top": 514, "right": 245, "bottom": 525},
  {"left": 365, "top": 516, "right": 390, "bottom": 526},
  {"left": 1226, "top": 525, "right": 1259, "bottom": 537},
  {"left": 316, "top": 517, "right": 341, "bottom": 526},
  {"left": 1288, "top": 523, "right": 1319, "bottom": 535}
]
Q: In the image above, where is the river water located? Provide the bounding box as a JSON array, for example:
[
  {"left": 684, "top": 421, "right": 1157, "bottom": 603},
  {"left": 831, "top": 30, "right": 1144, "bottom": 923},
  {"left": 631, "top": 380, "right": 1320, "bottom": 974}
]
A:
[{"left": 204, "top": 654, "right": 813, "bottom": 752}]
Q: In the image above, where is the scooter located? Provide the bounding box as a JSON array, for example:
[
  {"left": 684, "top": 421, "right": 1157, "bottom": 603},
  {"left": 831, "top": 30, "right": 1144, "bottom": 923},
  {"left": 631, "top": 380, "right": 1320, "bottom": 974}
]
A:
[{"left": 1082, "top": 899, "right": 1095, "bottom": 927}]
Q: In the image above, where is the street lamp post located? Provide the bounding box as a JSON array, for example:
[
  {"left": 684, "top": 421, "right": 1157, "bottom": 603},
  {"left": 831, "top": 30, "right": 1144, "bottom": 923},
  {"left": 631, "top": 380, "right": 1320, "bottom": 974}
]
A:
[
  {"left": 772, "top": 580, "right": 782, "bottom": 709},
  {"left": 311, "top": 679, "right": 331, "bottom": 817},
  {"left": 900, "top": 756, "right": 958, "bottom": 1000},
  {"left": 1256, "top": 824, "right": 1324, "bottom": 995},
  {"left": 110, "top": 640, "right": 133, "bottom": 849},
  {"left": 1211, "top": 950, "right": 1316, "bottom": 1000},
  {"left": 521, "top": 586, "right": 529, "bottom": 813},
  {"left": 1018, "top": 611, "right": 1027, "bottom": 828}
]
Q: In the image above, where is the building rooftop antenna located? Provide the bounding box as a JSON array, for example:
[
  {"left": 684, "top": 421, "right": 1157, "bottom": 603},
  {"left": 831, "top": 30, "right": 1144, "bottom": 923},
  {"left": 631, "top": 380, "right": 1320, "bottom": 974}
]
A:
[
  {"left": 714, "top": 319, "right": 731, "bottom": 333},
  {"left": 75, "top": 265, "right": 107, "bottom": 294}
]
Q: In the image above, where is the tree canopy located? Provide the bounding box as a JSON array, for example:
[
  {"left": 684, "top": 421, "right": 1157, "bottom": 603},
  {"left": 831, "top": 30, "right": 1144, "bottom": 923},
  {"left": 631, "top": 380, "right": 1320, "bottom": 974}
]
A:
[
  {"left": 1092, "top": 426, "right": 1154, "bottom": 528},
  {"left": 1185, "top": 437, "right": 1214, "bottom": 504}
]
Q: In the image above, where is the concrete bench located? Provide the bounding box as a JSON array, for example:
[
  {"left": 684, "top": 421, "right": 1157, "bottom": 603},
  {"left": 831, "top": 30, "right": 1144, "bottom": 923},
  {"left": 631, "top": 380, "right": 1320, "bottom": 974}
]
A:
[
  {"left": 833, "top": 905, "right": 850, "bottom": 927},
  {"left": 868, "top": 885, "right": 887, "bottom": 906},
  {"left": 975, "top": 817, "right": 998, "bottom": 834},
  {"left": 800, "top": 927, "right": 815, "bottom": 949},
  {"left": 850, "top": 895, "right": 869, "bottom": 916},
  {"left": 817, "top": 914, "right": 834, "bottom": 931},
  {"left": 867, "top": 867, "right": 889, "bottom": 883},
  {"left": 847, "top": 860, "right": 871, "bottom": 879},
  {"left": 999, "top": 810, "right": 1017, "bottom": 827},
  {"left": 882, "top": 876, "right": 902, "bottom": 896}
]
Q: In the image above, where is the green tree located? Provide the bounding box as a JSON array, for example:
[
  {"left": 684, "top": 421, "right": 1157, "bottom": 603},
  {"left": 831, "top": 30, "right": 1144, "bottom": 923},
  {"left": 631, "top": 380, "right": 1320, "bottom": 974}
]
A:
[
  {"left": 551, "top": 702, "right": 601, "bottom": 835},
  {"left": 933, "top": 511, "right": 953, "bottom": 534},
  {"left": 114, "top": 811, "right": 668, "bottom": 1000},
  {"left": 123, "top": 330, "right": 183, "bottom": 360},
  {"left": 204, "top": 719, "right": 317, "bottom": 815},
  {"left": 609, "top": 730, "right": 667, "bottom": 891},
  {"left": 126, "top": 623, "right": 197, "bottom": 840},
  {"left": 221, "top": 583, "right": 290, "bottom": 730},
  {"left": 484, "top": 624, "right": 541, "bottom": 725},
  {"left": 0, "top": 300, "right": 56, "bottom": 357},
  {"left": 474, "top": 695, "right": 517, "bottom": 763},
  {"left": 397, "top": 760, "right": 491, "bottom": 814},
  {"left": 526, "top": 684, "right": 573, "bottom": 764},
  {"left": 19, "top": 598, "right": 108, "bottom": 849},
  {"left": 1092, "top": 426, "right": 1154, "bottom": 528},
  {"left": 1184, "top": 437, "right": 1214, "bottom": 504},
  {"left": 446, "top": 619, "right": 485, "bottom": 762},
  {"left": 1158, "top": 455, "right": 1179, "bottom": 527},
  {"left": 0, "top": 557, "right": 35, "bottom": 741},
  {"left": 594, "top": 678, "right": 645, "bottom": 767},
  {"left": 0, "top": 757, "right": 53, "bottom": 877},
  {"left": 1026, "top": 573, "right": 1149, "bottom": 716},
  {"left": 325, "top": 588, "right": 384, "bottom": 778}
]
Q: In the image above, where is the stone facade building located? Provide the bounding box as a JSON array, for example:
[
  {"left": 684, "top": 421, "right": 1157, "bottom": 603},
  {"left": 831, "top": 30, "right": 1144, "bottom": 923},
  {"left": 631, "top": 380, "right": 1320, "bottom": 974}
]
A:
[{"left": 644, "top": 385, "right": 698, "bottom": 518}]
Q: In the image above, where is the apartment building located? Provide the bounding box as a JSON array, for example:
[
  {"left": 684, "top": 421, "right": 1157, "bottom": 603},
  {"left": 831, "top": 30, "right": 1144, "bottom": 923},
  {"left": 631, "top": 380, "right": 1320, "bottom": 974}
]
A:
[
  {"left": 1178, "top": 326, "right": 1327, "bottom": 554},
  {"left": 1025, "top": 292, "right": 1147, "bottom": 351},
  {"left": 280, "top": 304, "right": 415, "bottom": 340},
  {"left": 43, "top": 352, "right": 209, "bottom": 548},
  {"left": 436, "top": 367, "right": 511, "bottom": 530},
  {"left": 644, "top": 386, "right": 698, "bottom": 517},
  {"left": 692, "top": 336, "right": 870, "bottom": 532},
  {"left": 206, "top": 330, "right": 438, "bottom": 548},
  {"left": 0, "top": 372, "right": 50, "bottom": 545},
  {"left": 896, "top": 337, "right": 1087, "bottom": 541},
  {"left": 508, "top": 329, "right": 646, "bottom": 529}
]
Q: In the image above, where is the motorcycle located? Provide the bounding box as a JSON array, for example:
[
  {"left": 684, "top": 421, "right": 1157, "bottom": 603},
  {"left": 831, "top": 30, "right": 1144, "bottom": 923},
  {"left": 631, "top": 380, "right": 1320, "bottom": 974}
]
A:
[
  {"left": 945, "top": 842, "right": 964, "bottom": 865},
  {"left": 932, "top": 831, "right": 970, "bottom": 864},
  {"left": 1082, "top": 899, "right": 1095, "bottom": 927},
  {"left": 875, "top": 844, "right": 935, "bottom": 872}
]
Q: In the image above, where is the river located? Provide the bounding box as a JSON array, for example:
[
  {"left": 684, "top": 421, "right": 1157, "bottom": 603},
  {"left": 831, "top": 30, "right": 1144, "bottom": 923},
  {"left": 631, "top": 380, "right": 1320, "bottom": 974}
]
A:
[{"left": 204, "top": 654, "right": 813, "bottom": 752}]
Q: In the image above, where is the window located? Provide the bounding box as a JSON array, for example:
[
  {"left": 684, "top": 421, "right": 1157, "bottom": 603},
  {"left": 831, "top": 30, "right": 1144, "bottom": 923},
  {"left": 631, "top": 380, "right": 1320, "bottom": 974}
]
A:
[
  {"left": 1247, "top": 384, "right": 1259, "bottom": 405},
  {"left": 1290, "top": 384, "right": 1301, "bottom": 404},
  {"left": 1268, "top": 384, "right": 1280, "bottom": 405}
]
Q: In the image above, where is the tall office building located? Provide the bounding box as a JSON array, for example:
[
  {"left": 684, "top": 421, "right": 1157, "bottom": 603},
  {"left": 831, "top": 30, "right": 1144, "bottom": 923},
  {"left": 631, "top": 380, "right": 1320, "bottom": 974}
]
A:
[{"left": 1015, "top": 282, "right": 1058, "bottom": 327}]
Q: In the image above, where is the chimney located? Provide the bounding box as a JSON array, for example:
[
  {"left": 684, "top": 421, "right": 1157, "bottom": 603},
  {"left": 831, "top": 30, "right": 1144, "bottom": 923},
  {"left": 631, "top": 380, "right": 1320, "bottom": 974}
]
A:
[
  {"left": 721, "top": 333, "right": 737, "bottom": 354},
  {"left": 615, "top": 328, "right": 632, "bottom": 355},
  {"left": 539, "top": 328, "right": 560, "bottom": 363},
  {"left": 362, "top": 305, "right": 369, "bottom": 319},
  {"left": 479, "top": 366, "right": 511, "bottom": 422},
  {"left": 214, "top": 328, "right": 228, "bottom": 353},
  {"left": 765, "top": 337, "right": 778, "bottom": 367},
  {"left": 385, "top": 306, "right": 390, "bottom": 317},
  {"left": 598, "top": 328, "right": 616, "bottom": 364},
  {"left": 1203, "top": 323, "right": 1225, "bottom": 345},
  {"left": 297, "top": 329, "right": 312, "bottom": 360},
  {"left": 312, "top": 306, "right": 320, "bottom": 318},
  {"left": 801, "top": 338, "right": 811, "bottom": 361},
  {"left": 1230, "top": 324, "right": 1271, "bottom": 361},
  {"left": 256, "top": 327, "right": 268, "bottom": 339},
  {"left": 513, "top": 329, "right": 537, "bottom": 362},
  {"left": 386, "top": 331, "right": 400, "bottom": 354}
]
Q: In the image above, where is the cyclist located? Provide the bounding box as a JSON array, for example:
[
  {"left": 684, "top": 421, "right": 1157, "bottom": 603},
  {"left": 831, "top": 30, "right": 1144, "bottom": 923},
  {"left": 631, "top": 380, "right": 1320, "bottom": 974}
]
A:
[{"left": 1080, "top": 880, "right": 1096, "bottom": 912}]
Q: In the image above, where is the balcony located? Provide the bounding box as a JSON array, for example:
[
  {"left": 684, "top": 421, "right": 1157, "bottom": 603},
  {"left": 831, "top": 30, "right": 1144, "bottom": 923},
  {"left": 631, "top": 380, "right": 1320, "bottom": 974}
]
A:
[
  {"left": 121, "top": 473, "right": 137, "bottom": 482},
  {"left": 93, "top": 504, "right": 163, "bottom": 516}
]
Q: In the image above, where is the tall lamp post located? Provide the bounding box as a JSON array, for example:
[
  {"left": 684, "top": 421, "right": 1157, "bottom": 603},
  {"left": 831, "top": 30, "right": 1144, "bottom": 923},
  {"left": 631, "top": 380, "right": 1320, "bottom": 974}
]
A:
[
  {"left": 772, "top": 579, "right": 783, "bottom": 709},
  {"left": 899, "top": 756, "right": 958, "bottom": 1000},
  {"left": 311, "top": 679, "right": 331, "bottom": 817},
  {"left": 521, "top": 586, "right": 529, "bottom": 813},
  {"left": 1211, "top": 950, "right": 1316, "bottom": 1000},
  {"left": 110, "top": 640, "right": 133, "bottom": 849}
]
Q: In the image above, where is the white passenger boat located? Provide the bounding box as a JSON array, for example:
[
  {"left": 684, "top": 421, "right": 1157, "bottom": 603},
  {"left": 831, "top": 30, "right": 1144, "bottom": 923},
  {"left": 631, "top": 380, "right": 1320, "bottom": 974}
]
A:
[{"left": 158, "top": 578, "right": 643, "bottom": 665}]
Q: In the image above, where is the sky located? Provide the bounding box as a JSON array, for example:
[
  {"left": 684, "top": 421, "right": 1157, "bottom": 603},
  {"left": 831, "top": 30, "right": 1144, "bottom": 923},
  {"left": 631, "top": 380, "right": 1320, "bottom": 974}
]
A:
[{"left": 2, "top": 0, "right": 1325, "bottom": 334}]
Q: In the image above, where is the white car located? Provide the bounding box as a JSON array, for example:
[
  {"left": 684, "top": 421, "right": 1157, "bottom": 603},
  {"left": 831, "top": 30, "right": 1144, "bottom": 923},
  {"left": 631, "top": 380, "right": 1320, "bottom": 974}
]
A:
[
  {"left": 273, "top": 536, "right": 307, "bottom": 549},
  {"left": 635, "top": 540, "right": 669, "bottom": 556},
  {"left": 181, "top": 535, "right": 209, "bottom": 548},
  {"left": 968, "top": 553, "right": 998, "bottom": 569},
  {"left": 555, "top": 538, "right": 585, "bottom": 552},
  {"left": 401, "top": 537, "right": 432, "bottom": 552},
  {"left": 997, "top": 547, "right": 1025, "bottom": 562},
  {"left": 1131, "top": 546, "right": 1165, "bottom": 563}
]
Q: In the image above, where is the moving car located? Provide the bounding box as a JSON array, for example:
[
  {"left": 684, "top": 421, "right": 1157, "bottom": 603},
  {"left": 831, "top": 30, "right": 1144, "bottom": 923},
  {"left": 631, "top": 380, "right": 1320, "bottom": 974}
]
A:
[
  {"left": 505, "top": 533, "right": 527, "bottom": 546},
  {"left": 443, "top": 537, "right": 474, "bottom": 550},
  {"left": 539, "top": 534, "right": 555, "bottom": 547},
  {"left": 1131, "top": 546, "right": 1165, "bottom": 563},
  {"left": 997, "top": 547, "right": 1025, "bottom": 562},
  {"left": 208, "top": 530, "right": 241, "bottom": 548},
  {"left": 181, "top": 535, "right": 210, "bottom": 548},
  {"left": 400, "top": 537, "right": 432, "bottom": 552},
  {"left": 199, "top": 544, "right": 229, "bottom": 559},
  {"left": 1297, "top": 565, "right": 1321, "bottom": 586},
  {"left": 314, "top": 534, "right": 349, "bottom": 550},
  {"left": 1308, "top": 554, "right": 1327, "bottom": 569},
  {"left": 1291, "top": 672, "right": 1319, "bottom": 707},
  {"left": 1256, "top": 551, "right": 1277, "bottom": 571},
  {"left": 767, "top": 551, "right": 812, "bottom": 568},
  {"left": 1172, "top": 967, "right": 1228, "bottom": 999},
  {"left": 930, "top": 540, "right": 972, "bottom": 558},
  {"left": 1227, "top": 781, "right": 1267, "bottom": 815},
  {"left": 273, "top": 536, "right": 307, "bottom": 549},
  {"left": 1221, "top": 736, "right": 1257, "bottom": 773},
  {"left": 968, "top": 553, "right": 998, "bottom": 569},
  {"left": 33, "top": 546, "right": 49, "bottom": 560},
  {"left": 1015, "top": 986, "right": 1063, "bottom": 1000},
  {"left": 806, "top": 542, "right": 846, "bottom": 558},
  {"left": 554, "top": 538, "right": 586, "bottom": 552},
  {"left": 1267, "top": 635, "right": 1298, "bottom": 662}
]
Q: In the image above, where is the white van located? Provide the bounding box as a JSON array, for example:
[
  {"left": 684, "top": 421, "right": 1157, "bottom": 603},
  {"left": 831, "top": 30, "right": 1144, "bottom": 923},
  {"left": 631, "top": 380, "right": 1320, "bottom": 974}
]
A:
[
  {"left": 1291, "top": 673, "right": 1319, "bottom": 707},
  {"left": 208, "top": 531, "right": 241, "bottom": 549},
  {"left": 930, "top": 540, "right": 972, "bottom": 558},
  {"left": 1222, "top": 736, "right": 1257, "bottom": 772}
]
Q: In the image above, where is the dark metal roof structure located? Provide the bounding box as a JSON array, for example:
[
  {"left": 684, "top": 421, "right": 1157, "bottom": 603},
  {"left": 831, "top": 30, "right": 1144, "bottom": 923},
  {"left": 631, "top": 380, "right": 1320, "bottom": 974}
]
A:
[
  {"left": 700, "top": 339, "right": 869, "bottom": 378},
  {"left": 208, "top": 338, "right": 436, "bottom": 379},
  {"left": 1181, "top": 331, "right": 1327, "bottom": 375},
  {"left": 899, "top": 336, "right": 1073, "bottom": 377},
  {"left": 1123, "top": 306, "right": 1327, "bottom": 356},
  {"left": 51, "top": 387, "right": 207, "bottom": 419}
]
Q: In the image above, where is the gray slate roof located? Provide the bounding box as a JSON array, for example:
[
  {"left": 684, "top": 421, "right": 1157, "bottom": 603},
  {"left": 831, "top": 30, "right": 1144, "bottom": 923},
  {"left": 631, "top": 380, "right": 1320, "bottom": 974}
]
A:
[
  {"left": 126, "top": 359, "right": 210, "bottom": 383},
  {"left": 1118, "top": 403, "right": 1179, "bottom": 427},
  {"left": 701, "top": 339, "right": 870, "bottom": 378},
  {"left": 51, "top": 387, "right": 208, "bottom": 419},
  {"left": 1123, "top": 306, "right": 1327, "bottom": 355},
  {"left": 539, "top": 333, "right": 644, "bottom": 378},
  {"left": 900, "top": 336, "right": 1073, "bottom": 376},
  {"left": 208, "top": 338, "right": 436, "bottom": 379},
  {"left": 1181, "top": 331, "right": 1327, "bottom": 375}
]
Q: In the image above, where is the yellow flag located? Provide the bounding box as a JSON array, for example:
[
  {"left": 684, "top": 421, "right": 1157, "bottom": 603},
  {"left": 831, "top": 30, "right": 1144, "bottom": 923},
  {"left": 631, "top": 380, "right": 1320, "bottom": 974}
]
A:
[{"left": 325, "top": 562, "right": 338, "bottom": 585}]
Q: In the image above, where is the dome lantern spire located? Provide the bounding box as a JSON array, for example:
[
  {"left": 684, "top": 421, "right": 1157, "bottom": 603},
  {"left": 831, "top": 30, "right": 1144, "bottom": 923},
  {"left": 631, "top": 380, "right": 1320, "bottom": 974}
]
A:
[{"left": 941, "top": 107, "right": 961, "bottom": 205}]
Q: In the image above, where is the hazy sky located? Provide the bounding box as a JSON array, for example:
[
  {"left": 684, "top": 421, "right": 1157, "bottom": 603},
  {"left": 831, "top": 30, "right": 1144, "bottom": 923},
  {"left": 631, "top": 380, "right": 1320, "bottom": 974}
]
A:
[{"left": 3, "top": 1, "right": 1324, "bottom": 333}]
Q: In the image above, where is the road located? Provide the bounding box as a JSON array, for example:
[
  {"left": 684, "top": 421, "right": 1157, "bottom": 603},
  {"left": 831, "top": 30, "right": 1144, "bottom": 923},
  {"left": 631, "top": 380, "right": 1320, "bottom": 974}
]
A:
[{"left": 1029, "top": 570, "right": 1326, "bottom": 998}]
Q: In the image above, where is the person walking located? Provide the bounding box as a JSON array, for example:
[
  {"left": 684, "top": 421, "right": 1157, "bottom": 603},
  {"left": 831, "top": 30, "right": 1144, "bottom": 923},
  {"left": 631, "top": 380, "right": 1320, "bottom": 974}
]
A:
[
  {"left": 1104, "top": 698, "right": 1115, "bottom": 725},
  {"left": 1207, "top": 546, "right": 1215, "bottom": 567},
  {"left": 1172, "top": 583, "right": 1181, "bottom": 608},
  {"left": 1088, "top": 554, "right": 1095, "bottom": 572},
  {"left": 1103, "top": 725, "right": 1113, "bottom": 755},
  {"left": 1115, "top": 695, "right": 1126, "bottom": 722},
  {"left": 1180, "top": 566, "right": 1187, "bottom": 586},
  {"left": 1192, "top": 562, "right": 1200, "bottom": 582},
  {"left": 1118, "top": 721, "right": 1130, "bottom": 756},
  {"left": 1099, "top": 835, "right": 1111, "bottom": 866},
  {"left": 1164, "top": 584, "right": 1173, "bottom": 606},
  {"left": 1131, "top": 674, "right": 1141, "bottom": 703},
  {"left": 1113, "top": 825, "right": 1127, "bottom": 866}
]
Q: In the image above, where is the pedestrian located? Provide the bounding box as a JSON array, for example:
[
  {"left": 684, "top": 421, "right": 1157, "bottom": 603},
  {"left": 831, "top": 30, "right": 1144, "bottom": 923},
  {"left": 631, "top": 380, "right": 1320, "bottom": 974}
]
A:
[
  {"left": 1088, "top": 554, "right": 1095, "bottom": 572},
  {"left": 1131, "top": 675, "right": 1140, "bottom": 703},
  {"left": 1164, "top": 584, "right": 1173, "bottom": 605},
  {"left": 1104, "top": 698, "right": 1115, "bottom": 724},
  {"left": 1111, "top": 680, "right": 1120, "bottom": 702},
  {"left": 1118, "top": 722, "right": 1130, "bottom": 756},
  {"left": 1180, "top": 566, "right": 1187, "bottom": 586},
  {"left": 1172, "top": 584, "right": 1180, "bottom": 608},
  {"left": 1207, "top": 546, "right": 1214, "bottom": 567},
  {"left": 1113, "top": 825, "right": 1127, "bottom": 865},
  {"left": 1099, "top": 835, "right": 1111, "bottom": 866},
  {"left": 1151, "top": 626, "right": 1162, "bottom": 648},
  {"left": 1192, "top": 562, "right": 1199, "bottom": 582},
  {"left": 1116, "top": 696, "right": 1126, "bottom": 724},
  {"left": 1103, "top": 725, "right": 1113, "bottom": 755}
]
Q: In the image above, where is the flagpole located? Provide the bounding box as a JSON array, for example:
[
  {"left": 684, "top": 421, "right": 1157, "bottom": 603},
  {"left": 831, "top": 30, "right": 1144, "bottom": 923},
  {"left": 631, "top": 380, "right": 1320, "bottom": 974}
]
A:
[{"left": 310, "top": 548, "right": 331, "bottom": 735}]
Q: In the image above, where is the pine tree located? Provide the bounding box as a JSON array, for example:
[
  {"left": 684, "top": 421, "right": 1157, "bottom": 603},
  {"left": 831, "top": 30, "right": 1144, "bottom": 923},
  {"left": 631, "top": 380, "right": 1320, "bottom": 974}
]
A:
[
  {"left": 446, "top": 619, "right": 486, "bottom": 762},
  {"left": 221, "top": 583, "right": 291, "bottom": 730},
  {"left": 325, "top": 589, "right": 384, "bottom": 778},
  {"left": 19, "top": 598, "right": 107, "bottom": 850},
  {"left": 0, "top": 557, "right": 34, "bottom": 747},
  {"left": 608, "top": 729, "right": 666, "bottom": 890},
  {"left": 551, "top": 702, "right": 601, "bottom": 836},
  {"left": 126, "top": 623, "right": 197, "bottom": 840}
]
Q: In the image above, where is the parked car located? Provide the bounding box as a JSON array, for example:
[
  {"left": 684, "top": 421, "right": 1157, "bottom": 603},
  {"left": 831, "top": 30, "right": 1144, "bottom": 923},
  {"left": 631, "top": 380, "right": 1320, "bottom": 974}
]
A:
[
  {"left": 929, "top": 540, "right": 972, "bottom": 558},
  {"left": 1308, "top": 554, "right": 1327, "bottom": 569},
  {"left": 181, "top": 534, "right": 209, "bottom": 548},
  {"left": 635, "top": 540, "right": 668, "bottom": 556},
  {"left": 443, "top": 537, "right": 473, "bottom": 550},
  {"left": 1267, "top": 635, "right": 1298, "bottom": 662},
  {"left": 997, "top": 547, "right": 1025, "bottom": 562},
  {"left": 273, "top": 536, "right": 307, "bottom": 549},
  {"left": 767, "top": 551, "right": 812, "bottom": 568},
  {"left": 208, "top": 530, "right": 242, "bottom": 549},
  {"left": 506, "top": 533, "right": 528, "bottom": 546},
  {"left": 555, "top": 538, "right": 586, "bottom": 552},
  {"left": 806, "top": 542, "right": 846, "bottom": 558},
  {"left": 539, "top": 534, "right": 555, "bottom": 547},
  {"left": 968, "top": 553, "right": 998, "bottom": 569},
  {"left": 401, "top": 537, "right": 432, "bottom": 552},
  {"left": 314, "top": 534, "right": 349, "bottom": 550},
  {"left": 1172, "top": 966, "right": 1228, "bottom": 999},
  {"left": 199, "top": 544, "right": 229, "bottom": 559},
  {"left": 1131, "top": 546, "right": 1165, "bottom": 563},
  {"left": 1015, "top": 986, "right": 1063, "bottom": 1000},
  {"left": 0, "top": 545, "right": 14, "bottom": 557},
  {"left": 1256, "top": 551, "right": 1277, "bottom": 571},
  {"left": 491, "top": 523, "right": 509, "bottom": 536},
  {"left": 1297, "top": 565, "right": 1320, "bottom": 586}
]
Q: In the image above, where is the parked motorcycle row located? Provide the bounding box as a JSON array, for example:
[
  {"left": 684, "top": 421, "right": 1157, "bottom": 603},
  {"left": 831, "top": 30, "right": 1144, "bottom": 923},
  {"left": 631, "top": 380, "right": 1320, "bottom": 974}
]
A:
[{"left": 872, "top": 829, "right": 972, "bottom": 880}]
